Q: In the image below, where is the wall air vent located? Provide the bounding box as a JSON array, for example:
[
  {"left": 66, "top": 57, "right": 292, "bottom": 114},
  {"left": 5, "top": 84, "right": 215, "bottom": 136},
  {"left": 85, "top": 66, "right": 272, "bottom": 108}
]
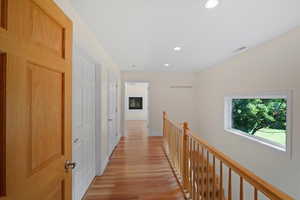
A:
[{"left": 170, "top": 85, "right": 193, "bottom": 89}]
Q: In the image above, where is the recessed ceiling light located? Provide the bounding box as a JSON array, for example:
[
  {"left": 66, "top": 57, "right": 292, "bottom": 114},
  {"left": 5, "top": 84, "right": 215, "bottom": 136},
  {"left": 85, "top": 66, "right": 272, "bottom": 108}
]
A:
[
  {"left": 164, "top": 64, "right": 170, "bottom": 67},
  {"left": 205, "top": 0, "right": 219, "bottom": 9},
  {"left": 174, "top": 47, "right": 181, "bottom": 51}
]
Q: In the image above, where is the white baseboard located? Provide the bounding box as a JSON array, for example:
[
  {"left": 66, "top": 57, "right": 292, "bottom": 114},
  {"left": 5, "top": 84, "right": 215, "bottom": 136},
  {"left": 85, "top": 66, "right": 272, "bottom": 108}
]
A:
[
  {"left": 98, "top": 135, "right": 122, "bottom": 176},
  {"left": 99, "top": 156, "right": 109, "bottom": 176}
]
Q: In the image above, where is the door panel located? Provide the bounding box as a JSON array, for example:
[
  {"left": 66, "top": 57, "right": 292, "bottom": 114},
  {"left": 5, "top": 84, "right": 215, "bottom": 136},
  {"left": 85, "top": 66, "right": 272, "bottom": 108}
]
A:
[
  {"left": 30, "top": 2, "right": 65, "bottom": 58},
  {"left": 108, "top": 72, "right": 118, "bottom": 154},
  {"left": 0, "top": 0, "right": 7, "bottom": 30},
  {"left": 0, "top": 0, "right": 72, "bottom": 199},
  {"left": 29, "top": 63, "right": 64, "bottom": 172}
]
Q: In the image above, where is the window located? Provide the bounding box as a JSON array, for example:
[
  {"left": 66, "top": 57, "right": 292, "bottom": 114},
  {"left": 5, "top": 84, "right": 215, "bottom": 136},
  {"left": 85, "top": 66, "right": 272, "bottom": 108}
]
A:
[{"left": 225, "top": 93, "right": 291, "bottom": 152}]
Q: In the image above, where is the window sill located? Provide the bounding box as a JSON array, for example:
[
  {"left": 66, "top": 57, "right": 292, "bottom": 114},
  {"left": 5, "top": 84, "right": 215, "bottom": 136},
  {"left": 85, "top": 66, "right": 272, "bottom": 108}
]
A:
[{"left": 225, "top": 128, "right": 286, "bottom": 152}]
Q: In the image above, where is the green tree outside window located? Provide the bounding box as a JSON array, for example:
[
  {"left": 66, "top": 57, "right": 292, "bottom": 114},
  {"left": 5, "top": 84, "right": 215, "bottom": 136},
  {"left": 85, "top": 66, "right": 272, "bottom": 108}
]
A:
[{"left": 232, "top": 98, "right": 287, "bottom": 135}]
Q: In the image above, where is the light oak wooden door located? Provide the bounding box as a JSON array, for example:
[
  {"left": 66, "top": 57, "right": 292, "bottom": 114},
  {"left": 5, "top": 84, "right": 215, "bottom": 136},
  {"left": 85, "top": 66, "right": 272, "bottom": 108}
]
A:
[{"left": 0, "top": 0, "right": 73, "bottom": 200}]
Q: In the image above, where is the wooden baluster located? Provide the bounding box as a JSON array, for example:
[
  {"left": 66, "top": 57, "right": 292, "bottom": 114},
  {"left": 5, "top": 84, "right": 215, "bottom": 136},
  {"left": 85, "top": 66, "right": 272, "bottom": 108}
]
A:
[
  {"left": 219, "top": 161, "right": 223, "bottom": 200},
  {"left": 194, "top": 142, "right": 199, "bottom": 200},
  {"left": 188, "top": 139, "right": 191, "bottom": 193},
  {"left": 172, "top": 124, "right": 176, "bottom": 164},
  {"left": 189, "top": 136, "right": 192, "bottom": 193},
  {"left": 212, "top": 156, "right": 216, "bottom": 200},
  {"left": 228, "top": 168, "right": 232, "bottom": 200},
  {"left": 196, "top": 143, "right": 201, "bottom": 200},
  {"left": 181, "top": 129, "right": 184, "bottom": 177},
  {"left": 175, "top": 128, "right": 177, "bottom": 167},
  {"left": 175, "top": 129, "right": 177, "bottom": 172},
  {"left": 254, "top": 188, "right": 258, "bottom": 200},
  {"left": 178, "top": 130, "right": 180, "bottom": 171},
  {"left": 180, "top": 129, "right": 182, "bottom": 175},
  {"left": 201, "top": 146, "right": 204, "bottom": 199},
  {"left": 206, "top": 149, "right": 210, "bottom": 200},
  {"left": 177, "top": 129, "right": 179, "bottom": 170},
  {"left": 169, "top": 122, "right": 171, "bottom": 153},
  {"left": 166, "top": 121, "right": 169, "bottom": 152},
  {"left": 192, "top": 140, "right": 196, "bottom": 199},
  {"left": 168, "top": 122, "right": 171, "bottom": 154},
  {"left": 171, "top": 125, "right": 173, "bottom": 163},
  {"left": 175, "top": 128, "right": 177, "bottom": 169},
  {"left": 163, "top": 112, "right": 166, "bottom": 138},
  {"left": 172, "top": 127, "right": 175, "bottom": 166},
  {"left": 171, "top": 125, "right": 173, "bottom": 160},
  {"left": 190, "top": 137, "right": 193, "bottom": 198},
  {"left": 182, "top": 122, "right": 189, "bottom": 191},
  {"left": 169, "top": 124, "right": 172, "bottom": 160},
  {"left": 169, "top": 123, "right": 172, "bottom": 155},
  {"left": 179, "top": 129, "right": 181, "bottom": 176},
  {"left": 183, "top": 130, "right": 185, "bottom": 178},
  {"left": 175, "top": 129, "right": 177, "bottom": 167},
  {"left": 240, "top": 177, "right": 244, "bottom": 200}
]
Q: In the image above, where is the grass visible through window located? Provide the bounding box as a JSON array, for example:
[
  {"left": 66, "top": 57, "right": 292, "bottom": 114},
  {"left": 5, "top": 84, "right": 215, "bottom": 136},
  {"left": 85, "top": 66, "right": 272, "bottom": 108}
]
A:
[{"left": 255, "top": 128, "right": 286, "bottom": 146}]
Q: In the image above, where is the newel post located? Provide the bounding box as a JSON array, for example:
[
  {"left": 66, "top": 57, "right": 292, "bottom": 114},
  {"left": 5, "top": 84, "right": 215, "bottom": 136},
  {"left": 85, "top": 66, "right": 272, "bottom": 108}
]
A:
[
  {"left": 163, "top": 111, "right": 167, "bottom": 138},
  {"left": 182, "top": 122, "right": 189, "bottom": 190}
]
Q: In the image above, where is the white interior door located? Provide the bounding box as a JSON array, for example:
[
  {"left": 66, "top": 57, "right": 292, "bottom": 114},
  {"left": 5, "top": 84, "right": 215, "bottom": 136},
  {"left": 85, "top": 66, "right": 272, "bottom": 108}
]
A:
[
  {"left": 108, "top": 72, "right": 118, "bottom": 154},
  {"left": 72, "top": 50, "right": 96, "bottom": 200}
]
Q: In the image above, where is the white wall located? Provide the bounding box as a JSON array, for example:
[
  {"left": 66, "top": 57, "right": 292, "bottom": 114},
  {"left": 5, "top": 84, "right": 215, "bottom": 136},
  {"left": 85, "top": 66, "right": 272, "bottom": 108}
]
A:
[
  {"left": 195, "top": 27, "right": 300, "bottom": 199},
  {"left": 54, "top": 0, "right": 122, "bottom": 176},
  {"left": 121, "top": 72, "right": 198, "bottom": 136},
  {"left": 125, "top": 82, "right": 148, "bottom": 121},
  {"left": 55, "top": 1, "right": 299, "bottom": 198}
]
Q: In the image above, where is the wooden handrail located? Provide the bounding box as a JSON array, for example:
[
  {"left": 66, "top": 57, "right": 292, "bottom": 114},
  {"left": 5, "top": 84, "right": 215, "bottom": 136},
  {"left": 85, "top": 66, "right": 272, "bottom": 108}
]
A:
[
  {"left": 189, "top": 133, "right": 293, "bottom": 200},
  {"left": 163, "top": 112, "right": 294, "bottom": 200}
]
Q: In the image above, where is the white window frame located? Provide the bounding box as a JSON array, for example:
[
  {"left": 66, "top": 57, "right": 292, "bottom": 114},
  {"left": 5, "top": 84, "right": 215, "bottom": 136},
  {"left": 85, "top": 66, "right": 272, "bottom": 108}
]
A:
[{"left": 224, "top": 91, "right": 292, "bottom": 154}]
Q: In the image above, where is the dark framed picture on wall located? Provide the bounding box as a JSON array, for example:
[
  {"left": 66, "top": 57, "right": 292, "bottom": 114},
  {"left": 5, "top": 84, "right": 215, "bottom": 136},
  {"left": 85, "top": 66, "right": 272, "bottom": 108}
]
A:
[{"left": 129, "top": 97, "right": 143, "bottom": 110}]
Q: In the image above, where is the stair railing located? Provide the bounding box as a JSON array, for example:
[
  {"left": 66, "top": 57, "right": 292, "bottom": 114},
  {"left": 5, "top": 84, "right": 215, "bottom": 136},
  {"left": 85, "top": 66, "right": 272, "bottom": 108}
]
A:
[{"left": 163, "top": 112, "right": 293, "bottom": 200}]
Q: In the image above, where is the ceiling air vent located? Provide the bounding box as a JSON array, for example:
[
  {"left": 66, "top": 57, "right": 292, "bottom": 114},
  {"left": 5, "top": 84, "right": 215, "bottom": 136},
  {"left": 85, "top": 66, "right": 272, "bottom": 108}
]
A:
[{"left": 233, "top": 46, "right": 248, "bottom": 53}]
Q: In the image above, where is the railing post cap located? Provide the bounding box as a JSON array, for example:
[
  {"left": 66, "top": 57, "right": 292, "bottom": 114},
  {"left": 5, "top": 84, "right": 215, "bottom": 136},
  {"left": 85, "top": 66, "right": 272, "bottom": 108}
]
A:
[
  {"left": 183, "top": 122, "right": 189, "bottom": 129},
  {"left": 163, "top": 111, "right": 167, "bottom": 118}
]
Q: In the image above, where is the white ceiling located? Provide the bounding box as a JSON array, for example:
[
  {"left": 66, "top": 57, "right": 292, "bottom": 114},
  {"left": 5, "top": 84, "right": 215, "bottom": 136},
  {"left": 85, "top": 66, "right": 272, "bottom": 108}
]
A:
[{"left": 71, "top": 0, "right": 300, "bottom": 71}]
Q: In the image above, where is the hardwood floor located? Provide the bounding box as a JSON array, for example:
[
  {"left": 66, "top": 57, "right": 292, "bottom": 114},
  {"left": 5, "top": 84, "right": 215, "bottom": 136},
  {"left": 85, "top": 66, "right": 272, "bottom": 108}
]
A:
[{"left": 84, "top": 120, "right": 185, "bottom": 200}]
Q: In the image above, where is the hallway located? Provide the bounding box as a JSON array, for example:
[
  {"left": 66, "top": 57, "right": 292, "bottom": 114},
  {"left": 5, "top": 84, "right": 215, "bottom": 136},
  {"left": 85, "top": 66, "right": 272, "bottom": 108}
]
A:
[{"left": 83, "top": 120, "right": 185, "bottom": 200}]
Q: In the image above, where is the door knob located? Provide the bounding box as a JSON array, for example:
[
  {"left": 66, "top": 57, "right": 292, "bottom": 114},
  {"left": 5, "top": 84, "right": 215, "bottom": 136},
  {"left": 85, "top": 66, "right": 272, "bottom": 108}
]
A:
[{"left": 65, "top": 160, "right": 76, "bottom": 170}]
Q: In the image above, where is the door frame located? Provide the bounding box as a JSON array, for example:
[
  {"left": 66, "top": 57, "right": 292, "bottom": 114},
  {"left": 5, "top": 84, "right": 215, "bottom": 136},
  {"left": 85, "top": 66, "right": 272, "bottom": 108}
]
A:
[
  {"left": 123, "top": 81, "right": 150, "bottom": 136},
  {"left": 107, "top": 71, "right": 119, "bottom": 154}
]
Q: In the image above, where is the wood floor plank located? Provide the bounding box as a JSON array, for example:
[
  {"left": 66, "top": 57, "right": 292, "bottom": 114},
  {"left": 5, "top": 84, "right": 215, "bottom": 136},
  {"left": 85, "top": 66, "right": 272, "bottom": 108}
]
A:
[{"left": 84, "top": 120, "right": 185, "bottom": 200}]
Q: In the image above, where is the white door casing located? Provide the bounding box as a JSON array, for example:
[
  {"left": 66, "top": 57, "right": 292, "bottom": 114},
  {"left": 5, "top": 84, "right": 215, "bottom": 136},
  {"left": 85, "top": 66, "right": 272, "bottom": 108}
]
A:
[
  {"left": 72, "top": 50, "right": 96, "bottom": 200},
  {"left": 124, "top": 81, "right": 150, "bottom": 135}
]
